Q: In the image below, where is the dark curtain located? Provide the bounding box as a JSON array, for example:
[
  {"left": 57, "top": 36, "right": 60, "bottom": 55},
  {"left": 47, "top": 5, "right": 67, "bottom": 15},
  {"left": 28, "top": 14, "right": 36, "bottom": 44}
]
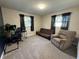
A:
[
  {"left": 61, "top": 12, "right": 71, "bottom": 30},
  {"left": 19, "top": 14, "right": 26, "bottom": 32},
  {"left": 0, "top": 7, "right": 4, "bottom": 37},
  {"left": 30, "top": 16, "right": 34, "bottom": 31},
  {"left": 51, "top": 15, "right": 56, "bottom": 34},
  {"left": 0, "top": 7, "right": 5, "bottom": 56}
]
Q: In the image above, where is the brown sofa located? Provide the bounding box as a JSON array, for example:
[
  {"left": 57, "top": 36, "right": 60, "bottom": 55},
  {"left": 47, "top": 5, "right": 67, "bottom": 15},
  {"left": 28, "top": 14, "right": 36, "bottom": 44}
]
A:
[{"left": 36, "top": 28, "right": 53, "bottom": 40}]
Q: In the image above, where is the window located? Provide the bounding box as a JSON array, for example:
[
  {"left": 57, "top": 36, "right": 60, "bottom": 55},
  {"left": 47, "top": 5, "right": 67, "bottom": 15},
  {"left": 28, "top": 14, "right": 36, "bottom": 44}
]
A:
[
  {"left": 54, "top": 15, "right": 62, "bottom": 27},
  {"left": 51, "top": 12, "right": 71, "bottom": 30},
  {"left": 61, "top": 13, "right": 71, "bottom": 30},
  {"left": 24, "top": 16, "right": 31, "bottom": 28}
]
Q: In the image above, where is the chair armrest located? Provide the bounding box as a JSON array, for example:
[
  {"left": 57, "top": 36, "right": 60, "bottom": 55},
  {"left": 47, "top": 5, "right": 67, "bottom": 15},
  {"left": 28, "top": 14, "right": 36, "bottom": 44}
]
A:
[
  {"left": 51, "top": 34, "right": 59, "bottom": 39},
  {"left": 60, "top": 39, "right": 66, "bottom": 43}
]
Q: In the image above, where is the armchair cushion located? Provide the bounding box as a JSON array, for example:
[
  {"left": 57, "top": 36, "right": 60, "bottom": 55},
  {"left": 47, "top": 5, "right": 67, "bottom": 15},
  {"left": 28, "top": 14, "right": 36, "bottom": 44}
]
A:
[
  {"left": 59, "top": 35, "right": 66, "bottom": 39},
  {"left": 53, "top": 38, "right": 66, "bottom": 43},
  {"left": 53, "top": 38, "right": 61, "bottom": 43}
]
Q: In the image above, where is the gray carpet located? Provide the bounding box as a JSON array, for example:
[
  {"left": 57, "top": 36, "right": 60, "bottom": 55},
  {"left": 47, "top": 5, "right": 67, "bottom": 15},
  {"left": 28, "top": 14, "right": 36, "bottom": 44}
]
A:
[{"left": 4, "top": 35, "right": 76, "bottom": 59}]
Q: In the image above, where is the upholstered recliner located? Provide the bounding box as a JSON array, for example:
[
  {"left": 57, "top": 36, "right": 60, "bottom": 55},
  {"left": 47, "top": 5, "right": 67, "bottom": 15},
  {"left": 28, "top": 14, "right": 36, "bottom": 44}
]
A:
[{"left": 51, "top": 30, "right": 76, "bottom": 50}]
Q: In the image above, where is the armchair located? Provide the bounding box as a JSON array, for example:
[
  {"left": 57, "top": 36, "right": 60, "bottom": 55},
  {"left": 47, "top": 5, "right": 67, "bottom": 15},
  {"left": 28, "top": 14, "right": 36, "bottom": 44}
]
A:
[{"left": 51, "top": 30, "right": 76, "bottom": 50}]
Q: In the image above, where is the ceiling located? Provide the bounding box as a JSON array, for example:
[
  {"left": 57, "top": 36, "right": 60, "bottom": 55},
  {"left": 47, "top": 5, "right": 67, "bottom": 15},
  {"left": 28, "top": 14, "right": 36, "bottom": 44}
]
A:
[{"left": 0, "top": 0, "right": 79, "bottom": 15}]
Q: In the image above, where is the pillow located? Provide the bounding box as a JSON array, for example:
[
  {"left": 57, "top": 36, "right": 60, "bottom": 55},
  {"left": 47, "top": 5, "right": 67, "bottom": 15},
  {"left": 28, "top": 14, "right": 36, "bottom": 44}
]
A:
[{"left": 59, "top": 35, "right": 66, "bottom": 39}]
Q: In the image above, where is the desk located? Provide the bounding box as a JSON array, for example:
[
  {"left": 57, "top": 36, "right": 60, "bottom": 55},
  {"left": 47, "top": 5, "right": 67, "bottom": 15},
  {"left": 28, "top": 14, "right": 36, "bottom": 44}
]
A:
[{"left": 4, "top": 31, "right": 19, "bottom": 54}]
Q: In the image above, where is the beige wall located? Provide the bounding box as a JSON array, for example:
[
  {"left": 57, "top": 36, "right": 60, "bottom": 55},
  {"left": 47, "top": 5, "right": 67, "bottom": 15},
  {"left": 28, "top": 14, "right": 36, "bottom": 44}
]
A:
[
  {"left": 1, "top": 7, "right": 42, "bottom": 37},
  {"left": 42, "top": 7, "right": 79, "bottom": 37},
  {"left": 1, "top": 7, "right": 79, "bottom": 37}
]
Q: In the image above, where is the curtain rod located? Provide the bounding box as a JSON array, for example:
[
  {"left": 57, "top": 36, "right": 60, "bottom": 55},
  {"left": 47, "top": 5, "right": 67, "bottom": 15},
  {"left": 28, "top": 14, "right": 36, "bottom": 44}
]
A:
[{"left": 19, "top": 14, "right": 34, "bottom": 17}]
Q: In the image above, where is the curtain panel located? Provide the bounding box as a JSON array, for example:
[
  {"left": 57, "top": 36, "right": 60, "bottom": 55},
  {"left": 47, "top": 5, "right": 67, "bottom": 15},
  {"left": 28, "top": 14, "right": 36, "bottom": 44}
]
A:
[
  {"left": 30, "top": 16, "right": 34, "bottom": 31},
  {"left": 19, "top": 14, "right": 26, "bottom": 32},
  {"left": 51, "top": 15, "right": 56, "bottom": 34},
  {"left": 61, "top": 12, "right": 71, "bottom": 30}
]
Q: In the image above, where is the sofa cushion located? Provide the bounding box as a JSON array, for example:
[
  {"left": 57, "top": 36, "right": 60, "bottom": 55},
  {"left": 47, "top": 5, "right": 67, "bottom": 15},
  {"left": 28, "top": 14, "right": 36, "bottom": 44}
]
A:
[
  {"left": 40, "top": 28, "right": 53, "bottom": 35},
  {"left": 39, "top": 33, "right": 50, "bottom": 37}
]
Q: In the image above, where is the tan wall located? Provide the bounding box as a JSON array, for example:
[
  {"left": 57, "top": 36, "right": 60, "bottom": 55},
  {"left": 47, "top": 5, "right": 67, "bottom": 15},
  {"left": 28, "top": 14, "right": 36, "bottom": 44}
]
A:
[
  {"left": 2, "top": 7, "right": 79, "bottom": 37},
  {"left": 42, "top": 7, "right": 79, "bottom": 37},
  {"left": 2, "top": 7, "right": 42, "bottom": 37}
]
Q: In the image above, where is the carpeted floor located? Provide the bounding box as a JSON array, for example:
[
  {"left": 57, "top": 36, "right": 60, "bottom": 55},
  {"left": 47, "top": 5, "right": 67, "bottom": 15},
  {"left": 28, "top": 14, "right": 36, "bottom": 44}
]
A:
[
  {"left": 63, "top": 45, "right": 77, "bottom": 57},
  {"left": 4, "top": 35, "right": 76, "bottom": 59}
]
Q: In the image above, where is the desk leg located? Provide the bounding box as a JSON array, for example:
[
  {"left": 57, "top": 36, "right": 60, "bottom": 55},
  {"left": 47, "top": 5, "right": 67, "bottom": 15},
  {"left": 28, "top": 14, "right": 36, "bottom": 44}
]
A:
[{"left": 17, "top": 40, "right": 19, "bottom": 49}]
